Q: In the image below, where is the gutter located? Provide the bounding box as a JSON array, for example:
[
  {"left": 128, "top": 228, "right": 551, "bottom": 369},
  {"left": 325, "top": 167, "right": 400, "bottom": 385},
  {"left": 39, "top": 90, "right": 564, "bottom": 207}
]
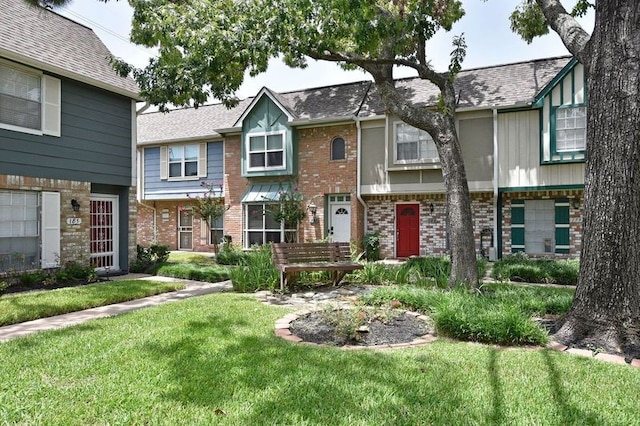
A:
[
  {"left": 355, "top": 117, "right": 368, "bottom": 237},
  {"left": 492, "top": 107, "right": 499, "bottom": 253}
]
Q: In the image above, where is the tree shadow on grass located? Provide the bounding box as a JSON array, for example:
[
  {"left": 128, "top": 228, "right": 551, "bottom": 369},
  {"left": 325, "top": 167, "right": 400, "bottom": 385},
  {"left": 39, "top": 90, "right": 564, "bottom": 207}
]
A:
[{"left": 141, "top": 313, "right": 472, "bottom": 424}]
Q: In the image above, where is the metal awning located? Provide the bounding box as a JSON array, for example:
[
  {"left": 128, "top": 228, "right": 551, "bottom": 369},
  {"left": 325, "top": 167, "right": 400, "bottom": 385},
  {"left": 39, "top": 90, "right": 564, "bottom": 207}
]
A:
[{"left": 240, "top": 183, "right": 290, "bottom": 203}]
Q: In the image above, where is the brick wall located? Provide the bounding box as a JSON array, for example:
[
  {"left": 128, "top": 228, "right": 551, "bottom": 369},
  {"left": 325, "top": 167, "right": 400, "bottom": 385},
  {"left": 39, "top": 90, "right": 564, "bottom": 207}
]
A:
[
  {"left": 501, "top": 190, "right": 583, "bottom": 258},
  {"left": 365, "top": 193, "right": 494, "bottom": 258},
  {"left": 221, "top": 125, "right": 365, "bottom": 248}
]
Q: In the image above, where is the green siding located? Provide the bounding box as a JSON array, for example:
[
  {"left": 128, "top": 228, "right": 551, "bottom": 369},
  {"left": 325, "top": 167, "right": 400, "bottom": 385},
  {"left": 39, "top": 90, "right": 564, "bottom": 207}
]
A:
[
  {"left": 554, "top": 199, "right": 570, "bottom": 253},
  {"left": 241, "top": 95, "right": 294, "bottom": 177},
  {"left": 511, "top": 200, "right": 525, "bottom": 251},
  {"left": 0, "top": 77, "right": 133, "bottom": 186}
]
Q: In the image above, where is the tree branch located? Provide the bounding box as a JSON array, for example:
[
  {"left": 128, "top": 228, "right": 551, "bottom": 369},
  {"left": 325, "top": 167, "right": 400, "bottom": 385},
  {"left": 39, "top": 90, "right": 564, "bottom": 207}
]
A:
[{"left": 535, "top": 0, "right": 591, "bottom": 61}]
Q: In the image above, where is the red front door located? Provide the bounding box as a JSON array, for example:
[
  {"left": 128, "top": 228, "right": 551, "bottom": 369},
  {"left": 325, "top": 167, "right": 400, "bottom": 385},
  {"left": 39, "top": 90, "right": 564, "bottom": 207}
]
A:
[{"left": 396, "top": 204, "right": 420, "bottom": 257}]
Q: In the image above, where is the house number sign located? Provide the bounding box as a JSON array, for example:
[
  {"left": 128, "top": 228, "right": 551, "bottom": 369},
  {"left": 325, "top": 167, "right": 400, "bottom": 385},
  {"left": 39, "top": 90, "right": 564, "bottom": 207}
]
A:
[{"left": 66, "top": 217, "right": 82, "bottom": 225}]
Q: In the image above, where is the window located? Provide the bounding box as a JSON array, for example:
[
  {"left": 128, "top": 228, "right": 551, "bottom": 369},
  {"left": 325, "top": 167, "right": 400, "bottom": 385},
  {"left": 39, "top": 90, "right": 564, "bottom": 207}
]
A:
[
  {"left": 209, "top": 215, "right": 224, "bottom": 246},
  {"left": 247, "top": 132, "right": 285, "bottom": 170},
  {"left": 555, "top": 106, "right": 586, "bottom": 152},
  {"left": 244, "top": 202, "right": 297, "bottom": 246},
  {"left": 0, "top": 190, "right": 40, "bottom": 271},
  {"left": 511, "top": 199, "right": 570, "bottom": 255},
  {"left": 331, "top": 137, "right": 346, "bottom": 160},
  {"left": 169, "top": 145, "right": 199, "bottom": 178},
  {"left": 0, "top": 62, "right": 41, "bottom": 131},
  {"left": 394, "top": 123, "right": 438, "bottom": 163}
]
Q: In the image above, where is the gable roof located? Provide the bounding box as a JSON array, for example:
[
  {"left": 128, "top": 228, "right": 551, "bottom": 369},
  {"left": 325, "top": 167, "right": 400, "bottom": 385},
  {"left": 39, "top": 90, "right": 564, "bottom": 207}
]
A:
[
  {"left": 0, "top": 0, "right": 139, "bottom": 99},
  {"left": 137, "top": 98, "right": 254, "bottom": 144},
  {"left": 138, "top": 56, "right": 574, "bottom": 143}
]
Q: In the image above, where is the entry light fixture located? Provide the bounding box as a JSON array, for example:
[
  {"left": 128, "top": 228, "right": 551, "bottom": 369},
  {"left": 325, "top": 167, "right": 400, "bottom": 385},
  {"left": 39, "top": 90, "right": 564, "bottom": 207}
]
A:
[
  {"left": 71, "top": 199, "right": 81, "bottom": 212},
  {"left": 308, "top": 202, "right": 317, "bottom": 224}
]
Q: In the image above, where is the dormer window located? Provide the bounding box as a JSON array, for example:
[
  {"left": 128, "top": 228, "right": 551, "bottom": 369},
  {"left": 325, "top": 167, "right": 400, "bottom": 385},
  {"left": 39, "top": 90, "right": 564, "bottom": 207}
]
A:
[{"left": 246, "top": 131, "right": 286, "bottom": 170}]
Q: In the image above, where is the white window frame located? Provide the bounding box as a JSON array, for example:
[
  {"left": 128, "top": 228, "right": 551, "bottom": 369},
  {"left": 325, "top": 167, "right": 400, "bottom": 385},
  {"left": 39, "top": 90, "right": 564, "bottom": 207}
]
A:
[
  {"left": 243, "top": 202, "right": 297, "bottom": 248},
  {"left": 160, "top": 143, "right": 207, "bottom": 181},
  {"left": 555, "top": 106, "right": 587, "bottom": 152},
  {"left": 0, "top": 190, "right": 42, "bottom": 272},
  {"left": 245, "top": 130, "right": 287, "bottom": 171},
  {"left": 393, "top": 122, "right": 439, "bottom": 164},
  {"left": 0, "top": 60, "right": 60, "bottom": 137}
]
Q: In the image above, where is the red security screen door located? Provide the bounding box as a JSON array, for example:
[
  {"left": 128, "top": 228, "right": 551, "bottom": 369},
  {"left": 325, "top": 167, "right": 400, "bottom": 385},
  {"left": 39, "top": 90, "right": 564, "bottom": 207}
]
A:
[{"left": 396, "top": 204, "right": 420, "bottom": 257}]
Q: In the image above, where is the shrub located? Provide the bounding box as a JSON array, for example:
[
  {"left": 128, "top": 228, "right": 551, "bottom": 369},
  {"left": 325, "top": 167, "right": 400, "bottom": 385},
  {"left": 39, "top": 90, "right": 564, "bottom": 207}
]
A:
[
  {"left": 215, "top": 244, "right": 248, "bottom": 265},
  {"left": 362, "top": 232, "right": 381, "bottom": 261},
  {"left": 130, "top": 244, "right": 170, "bottom": 273},
  {"left": 359, "top": 283, "right": 575, "bottom": 347},
  {"left": 492, "top": 254, "right": 579, "bottom": 285},
  {"left": 156, "top": 263, "right": 229, "bottom": 283},
  {"left": 229, "top": 244, "right": 279, "bottom": 292}
]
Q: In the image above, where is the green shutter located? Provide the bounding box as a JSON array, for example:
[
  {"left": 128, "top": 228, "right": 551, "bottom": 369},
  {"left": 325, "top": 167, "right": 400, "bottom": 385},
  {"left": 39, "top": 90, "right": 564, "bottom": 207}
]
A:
[
  {"left": 511, "top": 200, "right": 525, "bottom": 252},
  {"left": 555, "top": 199, "right": 570, "bottom": 254}
]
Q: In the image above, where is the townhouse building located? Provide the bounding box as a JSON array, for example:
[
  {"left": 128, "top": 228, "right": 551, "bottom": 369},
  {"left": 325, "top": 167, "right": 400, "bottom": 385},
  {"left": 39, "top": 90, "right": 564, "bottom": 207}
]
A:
[
  {"left": 137, "top": 56, "right": 586, "bottom": 260},
  {"left": 0, "top": 1, "right": 140, "bottom": 273}
]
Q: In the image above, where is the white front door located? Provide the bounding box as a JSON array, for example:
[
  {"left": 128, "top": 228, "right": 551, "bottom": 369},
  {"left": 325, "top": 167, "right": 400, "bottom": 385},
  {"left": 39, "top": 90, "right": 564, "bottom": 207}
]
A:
[
  {"left": 178, "top": 208, "right": 193, "bottom": 250},
  {"left": 90, "top": 194, "right": 119, "bottom": 271},
  {"left": 328, "top": 195, "right": 351, "bottom": 242}
]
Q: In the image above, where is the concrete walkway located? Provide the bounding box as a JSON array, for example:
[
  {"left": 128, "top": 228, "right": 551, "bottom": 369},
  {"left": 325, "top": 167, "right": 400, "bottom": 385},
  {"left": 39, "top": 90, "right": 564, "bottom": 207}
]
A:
[{"left": 0, "top": 275, "right": 232, "bottom": 342}]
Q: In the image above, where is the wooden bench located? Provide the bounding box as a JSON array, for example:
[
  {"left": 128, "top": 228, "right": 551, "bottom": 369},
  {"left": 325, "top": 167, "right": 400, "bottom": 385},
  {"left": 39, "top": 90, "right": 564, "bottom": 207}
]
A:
[{"left": 271, "top": 242, "right": 364, "bottom": 291}]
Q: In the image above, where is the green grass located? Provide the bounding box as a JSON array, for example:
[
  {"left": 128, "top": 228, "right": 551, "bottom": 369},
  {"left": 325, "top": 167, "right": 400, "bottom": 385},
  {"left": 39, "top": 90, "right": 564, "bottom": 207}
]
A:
[
  {"left": 0, "top": 280, "right": 184, "bottom": 326},
  {"left": 166, "top": 252, "right": 218, "bottom": 265},
  {"left": 492, "top": 254, "right": 579, "bottom": 285},
  {"left": 156, "top": 263, "right": 230, "bottom": 282},
  {"left": 0, "top": 293, "right": 638, "bottom": 425}
]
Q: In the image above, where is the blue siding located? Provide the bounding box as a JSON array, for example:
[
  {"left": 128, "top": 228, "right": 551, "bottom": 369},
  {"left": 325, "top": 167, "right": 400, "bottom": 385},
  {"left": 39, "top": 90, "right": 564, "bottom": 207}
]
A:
[
  {"left": 0, "top": 76, "right": 133, "bottom": 186},
  {"left": 143, "top": 141, "right": 224, "bottom": 200}
]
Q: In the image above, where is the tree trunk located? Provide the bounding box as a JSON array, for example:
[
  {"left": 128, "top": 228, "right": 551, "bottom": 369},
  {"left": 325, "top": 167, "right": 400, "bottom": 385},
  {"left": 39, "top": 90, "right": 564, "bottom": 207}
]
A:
[
  {"left": 554, "top": 1, "right": 640, "bottom": 358},
  {"left": 373, "top": 78, "right": 479, "bottom": 288}
]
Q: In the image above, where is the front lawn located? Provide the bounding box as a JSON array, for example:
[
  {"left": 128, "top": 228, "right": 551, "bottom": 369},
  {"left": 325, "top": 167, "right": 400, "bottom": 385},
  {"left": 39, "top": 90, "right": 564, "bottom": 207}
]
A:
[
  {"left": 0, "top": 280, "right": 184, "bottom": 326},
  {"left": 0, "top": 293, "right": 638, "bottom": 424}
]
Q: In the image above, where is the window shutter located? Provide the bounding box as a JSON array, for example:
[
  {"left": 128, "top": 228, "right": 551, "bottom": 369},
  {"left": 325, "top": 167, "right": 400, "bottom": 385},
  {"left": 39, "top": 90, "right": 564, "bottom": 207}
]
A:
[
  {"left": 160, "top": 146, "right": 168, "bottom": 179},
  {"left": 511, "top": 200, "right": 525, "bottom": 253},
  {"left": 42, "top": 75, "right": 61, "bottom": 137},
  {"left": 555, "top": 199, "right": 570, "bottom": 254},
  {"left": 198, "top": 143, "right": 207, "bottom": 177},
  {"left": 41, "top": 192, "right": 60, "bottom": 268}
]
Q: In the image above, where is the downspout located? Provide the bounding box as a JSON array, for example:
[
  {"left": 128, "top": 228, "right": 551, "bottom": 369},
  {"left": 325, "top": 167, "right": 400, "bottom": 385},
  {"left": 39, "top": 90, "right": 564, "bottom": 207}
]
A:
[
  {"left": 355, "top": 117, "right": 368, "bottom": 239},
  {"left": 492, "top": 107, "right": 499, "bottom": 257}
]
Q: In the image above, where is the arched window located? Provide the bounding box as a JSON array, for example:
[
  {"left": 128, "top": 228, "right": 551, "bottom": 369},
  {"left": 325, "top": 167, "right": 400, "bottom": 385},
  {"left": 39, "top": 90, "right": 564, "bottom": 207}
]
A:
[{"left": 331, "top": 137, "right": 346, "bottom": 160}]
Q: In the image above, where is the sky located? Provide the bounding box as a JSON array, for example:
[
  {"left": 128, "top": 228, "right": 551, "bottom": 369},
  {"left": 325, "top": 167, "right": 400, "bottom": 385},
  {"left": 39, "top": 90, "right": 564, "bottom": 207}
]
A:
[{"left": 56, "top": 1, "right": 594, "bottom": 101}]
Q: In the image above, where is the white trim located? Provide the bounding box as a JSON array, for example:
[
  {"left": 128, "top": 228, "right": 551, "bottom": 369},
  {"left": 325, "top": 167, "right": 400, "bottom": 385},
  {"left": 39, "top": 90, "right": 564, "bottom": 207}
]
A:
[
  {"left": 361, "top": 181, "right": 494, "bottom": 195},
  {"left": 392, "top": 121, "right": 440, "bottom": 165},
  {"left": 0, "top": 48, "right": 140, "bottom": 100},
  {"left": 233, "top": 87, "right": 295, "bottom": 127},
  {"left": 0, "top": 59, "right": 45, "bottom": 135},
  {"left": 245, "top": 130, "right": 287, "bottom": 172}
]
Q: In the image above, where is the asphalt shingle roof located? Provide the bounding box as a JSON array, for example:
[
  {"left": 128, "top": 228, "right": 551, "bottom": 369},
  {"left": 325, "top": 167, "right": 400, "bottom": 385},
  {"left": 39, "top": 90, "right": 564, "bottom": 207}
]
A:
[
  {"left": 0, "top": 0, "right": 139, "bottom": 98},
  {"left": 361, "top": 56, "right": 572, "bottom": 116},
  {"left": 138, "top": 56, "right": 573, "bottom": 143},
  {"left": 137, "top": 98, "right": 254, "bottom": 144}
]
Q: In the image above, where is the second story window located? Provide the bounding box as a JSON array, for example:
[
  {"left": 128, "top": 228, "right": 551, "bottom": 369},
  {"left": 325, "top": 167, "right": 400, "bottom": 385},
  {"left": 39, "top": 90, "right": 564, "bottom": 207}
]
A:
[
  {"left": 555, "top": 106, "right": 586, "bottom": 152},
  {"left": 394, "top": 123, "right": 438, "bottom": 164},
  {"left": 331, "top": 137, "right": 346, "bottom": 160},
  {"left": 247, "top": 131, "right": 285, "bottom": 170},
  {"left": 0, "top": 62, "right": 41, "bottom": 131},
  {"left": 169, "top": 145, "right": 199, "bottom": 178}
]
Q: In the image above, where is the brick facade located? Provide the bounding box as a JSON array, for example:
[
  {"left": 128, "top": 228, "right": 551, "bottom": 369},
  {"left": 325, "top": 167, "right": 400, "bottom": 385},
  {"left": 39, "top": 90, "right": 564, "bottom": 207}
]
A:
[
  {"left": 365, "top": 193, "right": 495, "bottom": 258},
  {"left": 500, "top": 190, "right": 583, "bottom": 258},
  {"left": 1, "top": 174, "right": 136, "bottom": 269}
]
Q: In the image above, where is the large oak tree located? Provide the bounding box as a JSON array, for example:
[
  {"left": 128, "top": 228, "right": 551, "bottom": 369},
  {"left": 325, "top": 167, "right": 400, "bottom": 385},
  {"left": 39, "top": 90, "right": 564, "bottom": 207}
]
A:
[
  {"left": 30, "top": 0, "right": 481, "bottom": 288},
  {"left": 512, "top": 0, "right": 640, "bottom": 358}
]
